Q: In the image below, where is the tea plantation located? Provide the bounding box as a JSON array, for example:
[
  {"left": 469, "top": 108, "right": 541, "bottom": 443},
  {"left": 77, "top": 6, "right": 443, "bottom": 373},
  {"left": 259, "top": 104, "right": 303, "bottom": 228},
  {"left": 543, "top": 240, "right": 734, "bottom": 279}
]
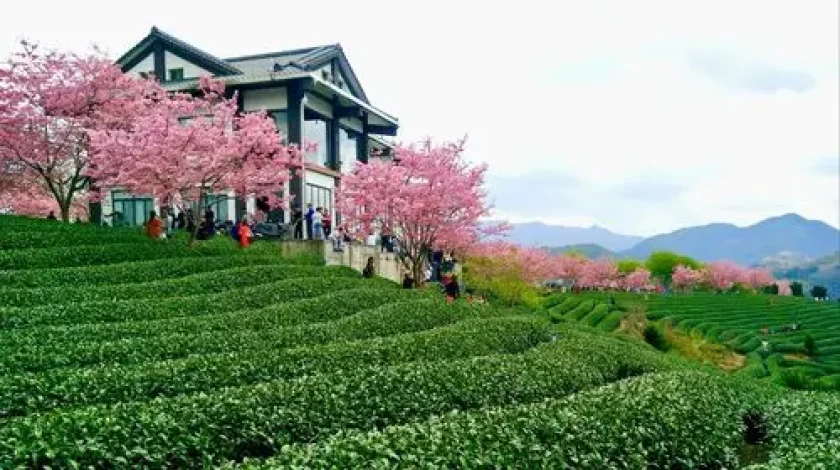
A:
[
  {"left": 0, "top": 215, "right": 838, "bottom": 468},
  {"left": 547, "top": 292, "right": 840, "bottom": 390}
]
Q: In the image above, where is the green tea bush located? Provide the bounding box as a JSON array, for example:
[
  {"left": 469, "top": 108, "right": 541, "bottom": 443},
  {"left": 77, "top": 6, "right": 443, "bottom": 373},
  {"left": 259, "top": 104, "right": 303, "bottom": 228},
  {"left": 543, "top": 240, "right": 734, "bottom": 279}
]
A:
[
  {"left": 0, "top": 297, "right": 484, "bottom": 374},
  {"left": 238, "top": 371, "right": 756, "bottom": 469},
  {"left": 748, "top": 392, "right": 840, "bottom": 468},
  {"left": 0, "top": 254, "right": 319, "bottom": 288},
  {"left": 0, "top": 331, "right": 672, "bottom": 468},
  {"left": 0, "top": 273, "right": 382, "bottom": 331},
  {"left": 0, "top": 288, "right": 417, "bottom": 348},
  {"left": 0, "top": 316, "right": 552, "bottom": 418},
  {"left": 0, "top": 228, "right": 148, "bottom": 250},
  {"left": 0, "top": 264, "right": 340, "bottom": 307},
  {"left": 0, "top": 238, "right": 284, "bottom": 270}
]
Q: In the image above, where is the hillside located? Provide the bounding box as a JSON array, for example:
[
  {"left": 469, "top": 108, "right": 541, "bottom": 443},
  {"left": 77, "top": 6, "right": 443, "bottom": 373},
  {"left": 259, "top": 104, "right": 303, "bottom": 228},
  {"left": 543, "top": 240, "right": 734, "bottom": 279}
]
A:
[
  {"left": 761, "top": 251, "right": 840, "bottom": 298},
  {"left": 503, "top": 222, "right": 642, "bottom": 251},
  {"left": 1, "top": 215, "right": 839, "bottom": 467},
  {"left": 622, "top": 213, "right": 839, "bottom": 265},
  {"left": 545, "top": 243, "right": 616, "bottom": 259}
]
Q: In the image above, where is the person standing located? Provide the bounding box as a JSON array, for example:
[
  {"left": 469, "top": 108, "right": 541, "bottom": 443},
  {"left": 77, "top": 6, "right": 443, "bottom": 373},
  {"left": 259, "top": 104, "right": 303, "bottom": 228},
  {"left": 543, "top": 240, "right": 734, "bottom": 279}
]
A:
[
  {"left": 363, "top": 257, "right": 375, "bottom": 278},
  {"left": 322, "top": 210, "right": 332, "bottom": 239},
  {"left": 312, "top": 207, "right": 324, "bottom": 240},
  {"left": 445, "top": 274, "right": 461, "bottom": 302},
  {"left": 304, "top": 203, "right": 315, "bottom": 239},
  {"left": 238, "top": 217, "right": 253, "bottom": 248},
  {"left": 146, "top": 211, "right": 163, "bottom": 239},
  {"left": 46, "top": 211, "right": 57, "bottom": 221}
]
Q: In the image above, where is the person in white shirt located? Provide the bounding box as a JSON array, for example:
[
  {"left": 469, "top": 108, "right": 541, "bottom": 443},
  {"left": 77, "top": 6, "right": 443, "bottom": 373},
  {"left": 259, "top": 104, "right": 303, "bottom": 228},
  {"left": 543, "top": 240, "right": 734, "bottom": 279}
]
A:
[{"left": 312, "top": 207, "right": 324, "bottom": 240}]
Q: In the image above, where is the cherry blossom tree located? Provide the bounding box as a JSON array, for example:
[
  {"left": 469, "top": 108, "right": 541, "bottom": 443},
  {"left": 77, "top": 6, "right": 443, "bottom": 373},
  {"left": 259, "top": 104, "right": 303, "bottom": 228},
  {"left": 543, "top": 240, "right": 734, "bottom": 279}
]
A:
[
  {"left": 89, "top": 77, "right": 301, "bottom": 243},
  {"left": 776, "top": 280, "right": 792, "bottom": 296},
  {"left": 671, "top": 264, "right": 702, "bottom": 291},
  {"left": 702, "top": 261, "right": 745, "bottom": 291},
  {"left": 467, "top": 241, "right": 561, "bottom": 284},
  {"left": 624, "top": 267, "right": 653, "bottom": 291},
  {"left": 578, "top": 258, "right": 619, "bottom": 289},
  {"left": 0, "top": 41, "right": 149, "bottom": 221},
  {"left": 741, "top": 268, "right": 775, "bottom": 290},
  {"left": 338, "top": 138, "right": 502, "bottom": 283},
  {"left": 557, "top": 253, "right": 587, "bottom": 286}
]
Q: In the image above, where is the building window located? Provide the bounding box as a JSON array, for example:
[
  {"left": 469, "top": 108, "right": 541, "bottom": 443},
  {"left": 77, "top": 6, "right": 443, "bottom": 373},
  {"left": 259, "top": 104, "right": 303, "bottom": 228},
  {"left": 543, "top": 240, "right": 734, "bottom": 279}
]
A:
[
  {"left": 304, "top": 111, "right": 330, "bottom": 167},
  {"left": 269, "top": 110, "right": 289, "bottom": 144},
  {"left": 201, "top": 193, "right": 230, "bottom": 223},
  {"left": 339, "top": 127, "right": 359, "bottom": 174},
  {"left": 168, "top": 68, "right": 184, "bottom": 81},
  {"left": 111, "top": 190, "right": 154, "bottom": 227},
  {"left": 306, "top": 183, "right": 332, "bottom": 213}
]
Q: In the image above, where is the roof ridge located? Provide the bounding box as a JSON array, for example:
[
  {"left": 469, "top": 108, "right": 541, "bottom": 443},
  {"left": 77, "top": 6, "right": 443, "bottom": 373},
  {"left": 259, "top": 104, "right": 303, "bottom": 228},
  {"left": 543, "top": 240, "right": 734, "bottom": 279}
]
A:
[
  {"left": 225, "top": 44, "right": 337, "bottom": 63},
  {"left": 147, "top": 26, "right": 241, "bottom": 75}
]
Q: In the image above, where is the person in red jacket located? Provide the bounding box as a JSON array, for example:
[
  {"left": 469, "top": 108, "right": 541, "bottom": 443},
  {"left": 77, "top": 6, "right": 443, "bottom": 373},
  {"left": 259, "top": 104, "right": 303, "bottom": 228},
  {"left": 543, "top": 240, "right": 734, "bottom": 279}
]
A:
[{"left": 238, "top": 217, "right": 253, "bottom": 248}]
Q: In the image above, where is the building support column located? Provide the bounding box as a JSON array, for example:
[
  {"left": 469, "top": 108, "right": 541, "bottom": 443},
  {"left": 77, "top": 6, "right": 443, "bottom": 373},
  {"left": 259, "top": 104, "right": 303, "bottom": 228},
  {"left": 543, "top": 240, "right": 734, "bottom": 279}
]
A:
[{"left": 357, "top": 111, "right": 369, "bottom": 164}]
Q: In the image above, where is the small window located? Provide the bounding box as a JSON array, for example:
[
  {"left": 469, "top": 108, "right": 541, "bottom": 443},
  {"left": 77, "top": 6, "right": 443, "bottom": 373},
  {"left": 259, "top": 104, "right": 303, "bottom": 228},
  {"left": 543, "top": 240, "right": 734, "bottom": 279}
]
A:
[{"left": 168, "top": 68, "right": 184, "bottom": 81}]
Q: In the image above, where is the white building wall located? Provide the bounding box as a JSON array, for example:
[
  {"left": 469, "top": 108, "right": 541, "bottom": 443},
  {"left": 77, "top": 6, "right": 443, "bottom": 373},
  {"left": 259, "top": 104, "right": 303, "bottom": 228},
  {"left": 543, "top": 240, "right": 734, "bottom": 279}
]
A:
[
  {"left": 242, "top": 88, "right": 288, "bottom": 111},
  {"left": 127, "top": 54, "right": 155, "bottom": 77},
  {"left": 164, "top": 51, "right": 209, "bottom": 79}
]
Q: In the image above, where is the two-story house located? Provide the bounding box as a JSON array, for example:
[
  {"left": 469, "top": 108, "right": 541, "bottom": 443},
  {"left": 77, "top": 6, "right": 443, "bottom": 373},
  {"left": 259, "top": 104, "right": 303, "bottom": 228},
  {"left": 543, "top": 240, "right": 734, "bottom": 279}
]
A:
[{"left": 102, "top": 26, "right": 398, "bottom": 231}]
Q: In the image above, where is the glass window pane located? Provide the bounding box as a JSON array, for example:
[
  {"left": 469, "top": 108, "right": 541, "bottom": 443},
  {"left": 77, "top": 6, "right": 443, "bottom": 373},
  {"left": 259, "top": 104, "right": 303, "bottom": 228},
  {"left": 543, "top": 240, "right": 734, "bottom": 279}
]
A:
[
  {"left": 304, "top": 118, "right": 329, "bottom": 167},
  {"left": 270, "top": 111, "right": 289, "bottom": 144},
  {"left": 339, "top": 128, "right": 358, "bottom": 174}
]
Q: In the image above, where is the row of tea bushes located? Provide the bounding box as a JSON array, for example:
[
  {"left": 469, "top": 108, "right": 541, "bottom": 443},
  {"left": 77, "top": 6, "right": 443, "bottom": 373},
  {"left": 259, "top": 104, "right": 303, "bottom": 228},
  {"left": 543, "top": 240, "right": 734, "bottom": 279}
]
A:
[
  {"left": 0, "top": 316, "right": 552, "bottom": 418},
  {"left": 0, "top": 328, "right": 673, "bottom": 468}
]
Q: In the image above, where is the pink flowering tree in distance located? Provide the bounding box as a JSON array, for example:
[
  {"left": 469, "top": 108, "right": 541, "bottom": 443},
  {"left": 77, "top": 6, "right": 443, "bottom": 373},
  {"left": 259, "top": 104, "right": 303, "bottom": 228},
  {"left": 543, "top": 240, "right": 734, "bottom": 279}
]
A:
[
  {"left": 671, "top": 264, "right": 702, "bottom": 291},
  {"left": 467, "top": 241, "right": 562, "bottom": 284},
  {"left": 338, "top": 138, "right": 503, "bottom": 284},
  {"left": 89, "top": 77, "right": 301, "bottom": 243},
  {"left": 702, "top": 261, "right": 746, "bottom": 292},
  {"left": 624, "top": 267, "right": 653, "bottom": 292},
  {"left": 578, "top": 258, "right": 620, "bottom": 289},
  {"left": 0, "top": 41, "right": 150, "bottom": 221},
  {"left": 741, "top": 268, "right": 775, "bottom": 291}
]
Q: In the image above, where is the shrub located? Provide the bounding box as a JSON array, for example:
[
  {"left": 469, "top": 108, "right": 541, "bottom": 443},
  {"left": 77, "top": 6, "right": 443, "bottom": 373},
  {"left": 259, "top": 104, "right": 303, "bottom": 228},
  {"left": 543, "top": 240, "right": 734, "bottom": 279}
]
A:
[
  {"left": 0, "top": 296, "right": 487, "bottom": 374},
  {"left": 0, "top": 264, "right": 339, "bottom": 307},
  {"left": 804, "top": 335, "right": 817, "bottom": 357},
  {"left": 810, "top": 285, "right": 828, "bottom": 299},
  {"left": 0, "top": 331, "right": 673, "bottom": 468},
  {"left": 790, "top": 282, "right": 804, "bottom": 297},
  {"left": 0, "top": 316, "right": 553, "bottom": 418},
  {"left": 644, "top": 324, "right": 670, "bottom": 351},
  {"left": 0, "top": 254, "right": 320, "bottom": 288},
  {"left": 239, "top": 371, "right": 757, "bottom": 469}
]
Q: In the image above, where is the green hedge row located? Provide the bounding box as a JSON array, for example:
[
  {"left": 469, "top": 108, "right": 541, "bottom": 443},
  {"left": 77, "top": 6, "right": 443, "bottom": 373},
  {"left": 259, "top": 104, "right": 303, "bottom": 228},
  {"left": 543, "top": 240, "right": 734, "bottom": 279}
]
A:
[
  {"left": 0, "top": 316, "right": 551, "bottom": 418},
  {"left": 0, "top": 326, "right": 673, "bottom": 468},
  {"left": 0, "top": 287, "right": 416, "bottom": 349},
  {"left": 239, "top": 371, "right": 756, "bottom": 469},
  {"left": 0, "top": 239, "right": 282, "bottom": 271},
  {"left": 0, "top": 264, "right": 341, "bottom": 308},
  {"left": 746, "top": 392, "right": 840, "bottom": 469},
  {"left": 0, "top": 254, "right": 319, "bottom": 289},
  {"left": 0, "top": 273, "right": 383, "bottom": 331},
  {"left": 0, "top": 228, "right": 150, "bottom": 250},
  {"left": 0, "top": 295, "right": 477, "bottom": 374}
]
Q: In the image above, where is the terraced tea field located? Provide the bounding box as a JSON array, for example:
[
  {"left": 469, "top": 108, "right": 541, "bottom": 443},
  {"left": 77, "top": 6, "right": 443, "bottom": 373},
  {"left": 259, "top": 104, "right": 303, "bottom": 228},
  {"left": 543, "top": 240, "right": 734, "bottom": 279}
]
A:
[
  {"left": 0, "top": 215, "right": 838, "bottom": 468},
  {"left": 547, "top": 292, "right": 840, "bottom": 389}
]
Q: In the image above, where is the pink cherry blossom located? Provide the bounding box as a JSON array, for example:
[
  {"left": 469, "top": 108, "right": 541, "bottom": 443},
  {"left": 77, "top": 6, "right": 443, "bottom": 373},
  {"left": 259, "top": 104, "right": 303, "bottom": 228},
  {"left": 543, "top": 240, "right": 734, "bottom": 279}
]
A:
[
  {"left": 624, "top": 267, "right": 653, "bottom": 291},
  {"left": 0, "top": 41, "right": 152, "bottom": 221},
  {"left": 89, "top": 77, "right": 301, "bottom": 241},
  {"left": 338, "top": 138, "right": 504, "bottom": 282},
  {"left": 671, "top": 264, "right": 702, "bottom": 291}
]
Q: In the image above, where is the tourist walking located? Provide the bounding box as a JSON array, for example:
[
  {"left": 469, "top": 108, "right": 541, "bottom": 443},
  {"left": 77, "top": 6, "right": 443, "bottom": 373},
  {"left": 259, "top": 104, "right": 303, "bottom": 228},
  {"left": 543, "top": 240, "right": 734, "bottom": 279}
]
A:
[{"left": 322, "top": 210, "right": 332, "bottom": 239}]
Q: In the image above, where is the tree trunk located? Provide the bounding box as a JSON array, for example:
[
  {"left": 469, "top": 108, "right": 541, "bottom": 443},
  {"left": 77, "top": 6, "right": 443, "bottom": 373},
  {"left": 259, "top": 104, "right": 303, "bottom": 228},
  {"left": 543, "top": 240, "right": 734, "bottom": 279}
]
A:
[{"left": 59, "top": 201, "right": 71, "bottom": 223}]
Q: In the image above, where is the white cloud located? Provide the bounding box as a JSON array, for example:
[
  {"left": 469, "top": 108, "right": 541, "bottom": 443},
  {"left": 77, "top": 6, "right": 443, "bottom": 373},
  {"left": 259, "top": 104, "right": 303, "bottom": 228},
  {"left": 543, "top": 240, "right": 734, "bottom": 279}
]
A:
[{"left": 1, "top": 0, "right": 837, "bottom": 236}]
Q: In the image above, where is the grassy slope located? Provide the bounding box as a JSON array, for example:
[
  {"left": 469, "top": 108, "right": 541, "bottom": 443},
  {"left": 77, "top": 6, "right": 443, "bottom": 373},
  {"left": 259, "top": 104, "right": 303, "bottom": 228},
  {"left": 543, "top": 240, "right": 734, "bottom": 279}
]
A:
[{"left": 0, "top": 215, "right": 836, "bottom": 468}]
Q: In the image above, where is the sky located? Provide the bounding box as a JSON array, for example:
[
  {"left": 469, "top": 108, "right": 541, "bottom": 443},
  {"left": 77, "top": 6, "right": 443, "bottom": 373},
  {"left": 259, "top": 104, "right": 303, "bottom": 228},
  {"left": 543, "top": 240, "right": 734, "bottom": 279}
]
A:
[{"left": 1, "top": 0, "right": 837, "bottom": 236}]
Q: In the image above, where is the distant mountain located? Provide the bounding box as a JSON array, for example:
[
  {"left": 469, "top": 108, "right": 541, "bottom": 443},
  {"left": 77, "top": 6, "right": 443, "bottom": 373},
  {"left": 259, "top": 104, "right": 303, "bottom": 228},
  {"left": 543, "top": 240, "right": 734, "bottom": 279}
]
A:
[
  {"left": 503, "top": 222, "right": 643, "bottom": 252},
  {"left": 760, "top": 251, "right": 840, "bottom": 299},
  {"left": 545, "top": 244, "right": 616, "bottom": 259},
  {"left": 621, "top": 214, "right": 840, "bottom": 266}
]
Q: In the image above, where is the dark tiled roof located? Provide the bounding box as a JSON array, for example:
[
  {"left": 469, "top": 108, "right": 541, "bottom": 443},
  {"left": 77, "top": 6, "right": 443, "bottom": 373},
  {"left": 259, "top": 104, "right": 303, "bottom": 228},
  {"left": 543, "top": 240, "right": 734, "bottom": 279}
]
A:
[{"left": 225, "top": 45, "right": 339, "bottom": 74}]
